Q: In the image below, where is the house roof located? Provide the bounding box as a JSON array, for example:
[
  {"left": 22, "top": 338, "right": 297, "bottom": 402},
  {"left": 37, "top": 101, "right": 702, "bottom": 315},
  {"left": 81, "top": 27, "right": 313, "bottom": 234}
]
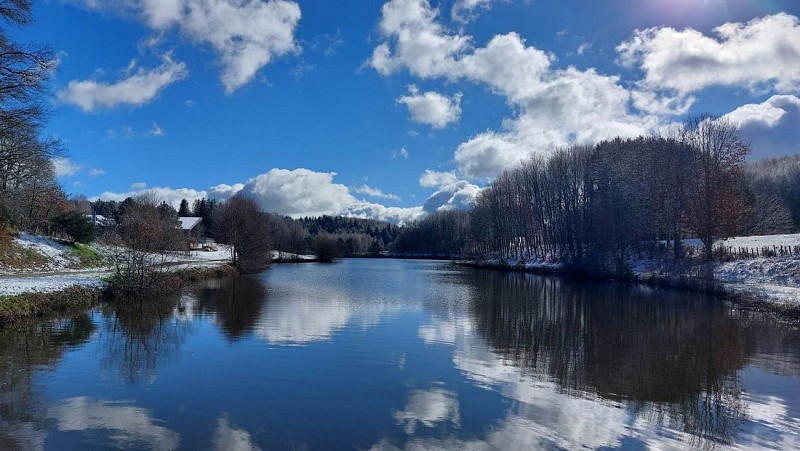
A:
[
  {"left": 179, "top": 217, "right": 202, "bottom": 231},
  {"left": 85, "top": 214, "right": 113, "bottom": 225}
]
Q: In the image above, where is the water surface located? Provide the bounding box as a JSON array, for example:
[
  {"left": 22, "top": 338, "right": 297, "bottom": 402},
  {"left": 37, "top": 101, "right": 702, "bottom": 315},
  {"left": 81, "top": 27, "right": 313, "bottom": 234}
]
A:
[{"left": 1, "top": 259, "right": 799, "bottom": 449}]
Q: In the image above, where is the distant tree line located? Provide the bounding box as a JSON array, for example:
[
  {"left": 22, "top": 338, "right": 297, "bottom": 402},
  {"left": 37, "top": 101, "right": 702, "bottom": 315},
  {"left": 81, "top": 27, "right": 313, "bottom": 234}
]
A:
[
  {"left": 395, "top": 116, "right": 762, "bottom": 269},
  {"left": 743, "top": 153, "right": 800, "bottom": 235}
]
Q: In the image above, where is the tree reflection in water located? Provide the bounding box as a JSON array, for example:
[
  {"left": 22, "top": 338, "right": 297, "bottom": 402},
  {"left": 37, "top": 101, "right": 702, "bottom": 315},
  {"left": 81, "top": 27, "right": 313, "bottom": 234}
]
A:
[
  {"left": 191, "top": 275, "right": 267, "bottom": 341},
  {"left": 463, "top": 269, "right": 765, "bottom": 446},
  {"left": 0, "top": 314, "right": 96, "bottom": 449},
  {"left": 100, "top": 297, "right": 190, "bottom": 384}
]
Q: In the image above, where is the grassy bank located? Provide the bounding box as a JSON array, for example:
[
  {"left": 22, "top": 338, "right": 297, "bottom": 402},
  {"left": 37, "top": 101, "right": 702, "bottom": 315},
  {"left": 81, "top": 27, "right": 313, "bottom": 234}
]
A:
[
  {"left": 0, "top": 286, "right": 105, "bottom": 326},
  {"left": 0, "top": 264, "right": 240, "bottom": 325}
]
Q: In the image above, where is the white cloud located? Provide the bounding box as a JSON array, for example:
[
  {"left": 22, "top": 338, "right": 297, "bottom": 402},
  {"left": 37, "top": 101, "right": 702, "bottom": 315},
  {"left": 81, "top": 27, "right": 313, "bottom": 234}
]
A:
[
  {"left": 237, "top": 168, "right": 424, "bottom": 223},
  {"left": 368, "top": 0, "right": 471, "bottom": 77},
  {"left": 391, "top": 147, "right": 410, "bottom": 159},
  {"left": 208, "top": 183, "right": 244, "bottom": 201},
  {"left": 397, "top": 85, "right": 462, "bottom": 128},
  {"left": 91, "top": 167, "right": 477, "bottom": 224},
  {"left": 77, "top": 0, "right": 301, "bottom": 93},
  {"left": 451, "top": 0, "right": 500, "bottom": 24},
  {"left": 149, "top": 122, "right": 164, "bottom": 136},
  {"left": 370, "top": 0, "right": 660, "bottom": 180},
  {"left": 422, "top": 180, "right": 480, "bottom": 213},
  {"left": 88, "top": 168, "right": 106, "bottom": 176},
  {"left": 722, "top": 95, "right": 800, "bottom": 159},
  {"left": 355, "top": 184, "right": 401, "bottom": 201},
  {"left": 418, "top": 170, "right": 458, "bottom": 188},
  {"left": 617, "top": 13, "right": 800, "bottom": 94},
  {"left": 238, "top": 168, "right": 355, "bottom": 217},
  {"left": 92, "top": 186, "right": 207, "bottom": 208},
  {"left": 52, "top": 157, "right": 81, "bottom": 177},
  {"left": 58, "top": 54, "right": 187, "bottom": 111}
]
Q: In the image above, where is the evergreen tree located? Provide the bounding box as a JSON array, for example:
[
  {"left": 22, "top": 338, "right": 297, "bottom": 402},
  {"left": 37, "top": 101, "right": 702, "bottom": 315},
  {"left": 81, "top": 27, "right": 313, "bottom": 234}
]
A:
[{"left": 178, "top": 198, "right": 191, "bottom": 216}]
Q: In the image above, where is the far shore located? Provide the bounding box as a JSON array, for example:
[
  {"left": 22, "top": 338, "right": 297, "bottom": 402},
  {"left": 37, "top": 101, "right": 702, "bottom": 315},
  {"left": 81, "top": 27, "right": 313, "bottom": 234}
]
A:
[{"left": 454, "top": 259, "right": 800, "bottom": 324}]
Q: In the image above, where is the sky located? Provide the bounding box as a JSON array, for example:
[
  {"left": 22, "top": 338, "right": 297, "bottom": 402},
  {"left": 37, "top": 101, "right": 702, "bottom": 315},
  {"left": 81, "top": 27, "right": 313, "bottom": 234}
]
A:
[{"left": 18, "top": 0, "right": 800, "bottom": 222}]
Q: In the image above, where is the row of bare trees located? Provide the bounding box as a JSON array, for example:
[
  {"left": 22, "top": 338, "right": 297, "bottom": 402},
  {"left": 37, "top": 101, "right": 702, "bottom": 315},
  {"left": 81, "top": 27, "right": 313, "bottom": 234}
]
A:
[
  {"left": 395, "top": 117, "right": 751, "bottom": 269},
  {"left": 469, "top": 117, "right": 749, "bottom": 269},
  {"left": 471, "top": 117, "right": 749, "bottom": 270}
]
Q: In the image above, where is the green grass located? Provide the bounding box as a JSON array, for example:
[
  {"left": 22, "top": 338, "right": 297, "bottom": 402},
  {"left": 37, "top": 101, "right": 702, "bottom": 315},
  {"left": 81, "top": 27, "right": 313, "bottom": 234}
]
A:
[{"left": 70, "top": 243, "right": 106, "bottom": 268}]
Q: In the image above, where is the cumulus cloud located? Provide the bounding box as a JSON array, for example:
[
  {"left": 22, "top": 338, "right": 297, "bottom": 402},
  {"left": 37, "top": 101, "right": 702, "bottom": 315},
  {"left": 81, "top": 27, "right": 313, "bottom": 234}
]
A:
[
  {"left": 422, "top": 180, "right": 480, "bottom": 213},
  {"left": 419, "top": 169, "right": 458, "bottom": 188},
  {"left": 77, "top": 0, "right": 301, "bottom": 93},
  {"left": 370, "top": 0, "right": 660, "bottom": 180},
  {"left": 88, "top": 168, "right": 106, "bottom": 176},
  {"left": 52, "top": 157, "right": 81, "bottom": 177},
  {"left": 58, "top": 54, "right": 187, "bottom": 111},
  {"left": 91, "top": 186, "right": 207, "bottom": 209},
  {"left": 355, "top": 184, "right": 401, "bottom": 201},
  {"left": 617, "top": 13, "right": 800, "bottom": 94},
  {"left": 397, "top": 85, "right": 462, "bottom": 128},
  {"left": 91, "top": 168, "right": 477, "bottom": 224},
  {"left": 208, "top": 183, "right": 244, "bottom": 201},
  {"left": 451, "top": 0, "right": 500, "bottom": 24},
  {"left": 723, "top": 95, "right": 800, "bottom": 159},
  {"left": 238, "top": 168, "right": 355, "bottom": 217},
  {"left": 237, "top": 168, "right": 425, "bottom": 223},
  {"left": 368, "top": 0, "right": 471, "bottom": 77}
]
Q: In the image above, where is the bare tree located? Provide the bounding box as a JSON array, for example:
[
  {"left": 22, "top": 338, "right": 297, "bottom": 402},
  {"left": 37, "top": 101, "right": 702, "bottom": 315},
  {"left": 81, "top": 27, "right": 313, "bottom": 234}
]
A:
[
  {"left": 105, "top": 194, "right": 185, "bottom": 297},
  {"left": 213, "top": 196, "right": 271, "bottom": 273},
  {"left": 682, "top": 116, "right": 750, "bottom": 260}
]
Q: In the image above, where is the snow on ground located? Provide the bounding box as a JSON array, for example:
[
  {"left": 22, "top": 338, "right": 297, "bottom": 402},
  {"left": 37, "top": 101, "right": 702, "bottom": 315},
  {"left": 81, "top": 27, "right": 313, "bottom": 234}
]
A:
[
  {"left": 716, "top": 257, "right": 800, "bottom": 286},
  {"left": 270, "top": 250, "right": 316, "bottom": 261},
  {"left": 0, "top": 272, "right": 108, "bottom": 296},
  {"left": 680, "top": 233, "right": 800, "bottom": 250},
  {"left": 7, "top": 233, "right": 83, "bottom": 272}
]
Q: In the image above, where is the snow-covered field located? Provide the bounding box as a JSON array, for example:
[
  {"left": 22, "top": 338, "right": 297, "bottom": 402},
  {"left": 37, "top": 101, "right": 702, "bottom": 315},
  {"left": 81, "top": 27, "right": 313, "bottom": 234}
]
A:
[
  {"left": 1, "top": 233, "right": 88, "bottom": 274},
  {"left": 0, "top": 235, "right": 235, "bottom": 296},
  {"left": 0, "top": 273, "right": 108, "bottom": 296},
  {"left": 680, "top": 233, "right": 800, "bottom": 251}
]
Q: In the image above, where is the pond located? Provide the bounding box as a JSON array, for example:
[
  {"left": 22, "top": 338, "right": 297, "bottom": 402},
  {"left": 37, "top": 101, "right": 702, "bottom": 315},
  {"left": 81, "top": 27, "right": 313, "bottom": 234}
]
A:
[{"left": 1, "top": 259, "right": 799, "bottom": 449}]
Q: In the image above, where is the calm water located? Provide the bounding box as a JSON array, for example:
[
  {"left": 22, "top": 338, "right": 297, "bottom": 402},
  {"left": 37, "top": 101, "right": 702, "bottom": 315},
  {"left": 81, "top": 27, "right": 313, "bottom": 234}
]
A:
[{"left": 1, "top": 259, "right": 800, "bottom": 450}]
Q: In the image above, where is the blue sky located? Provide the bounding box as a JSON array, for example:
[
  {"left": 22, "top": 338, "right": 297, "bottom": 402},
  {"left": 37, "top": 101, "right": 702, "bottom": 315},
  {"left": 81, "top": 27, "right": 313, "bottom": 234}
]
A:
[{"left": 20, "top": 0, "right": 800, "bottom": 221}]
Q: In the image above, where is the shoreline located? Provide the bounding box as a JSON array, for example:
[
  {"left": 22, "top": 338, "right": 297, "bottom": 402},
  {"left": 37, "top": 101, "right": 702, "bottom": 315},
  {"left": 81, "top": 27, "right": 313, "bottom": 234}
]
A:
[
  {"left": 454, "top": 259, "right": 800, "bottom": 324},
  {"left": 0, "top": 264, "right": 238, "bottom": 326}
]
